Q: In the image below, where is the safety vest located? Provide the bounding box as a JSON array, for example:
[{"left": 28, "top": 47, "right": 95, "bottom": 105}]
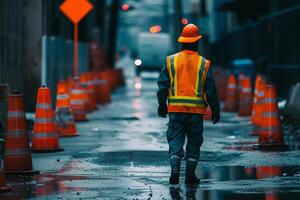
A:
[{"left": 166, "top": 50, "right": 210, "bottom": 114}]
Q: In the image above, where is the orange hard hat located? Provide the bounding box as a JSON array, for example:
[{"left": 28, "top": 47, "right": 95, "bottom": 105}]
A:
[{"left": 178, "top": 24, "right": 202, "bottom": 43}]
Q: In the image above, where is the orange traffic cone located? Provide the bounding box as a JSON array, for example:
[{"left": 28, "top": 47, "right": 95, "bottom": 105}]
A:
[
  {"left": 55, "top": 80, "right": 78, "bottom": 137},
  {"left": 0, "top": 171, "right": 11, "bottom": 192},
  {"left": 251, "top": 76, "right": 265, "bottom": 135},
  {"left": 258, "top": 84, "right": 284, "bottom": 147},
  {"left": 80, "top": 73, "right": 97, "bottom": 112},
  {"left": 3, "top": 92, "right": 39, "bottom": 174},
  {"left": 70, "top": 77, "right": 88, "bottom": 121},
  {"left": 238, "top": 77, "right": 253, "bottom": 116},
  {"left": 97, "top": 71, "right": 111, "bottom": 104},
  {"left": 31, "top": 86, "right": 64, "bottom": 152},
  {"left": 224, "top": 74, "right": 238, "bottom": 112}
]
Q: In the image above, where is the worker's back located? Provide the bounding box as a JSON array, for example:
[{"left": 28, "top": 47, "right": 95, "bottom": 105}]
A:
[
  {"left": 156, "top": 24, "right": 220, "bottom": 186},
  {"left": 166, "top": 50, "right": 210, "bottom": 114},
  {"left": 170, "top": 51, "right": 205, "bottom": 97}
]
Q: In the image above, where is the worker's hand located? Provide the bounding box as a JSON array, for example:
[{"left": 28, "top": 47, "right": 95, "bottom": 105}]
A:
[
  {"left": 158, "top": 104, "right": 168, "bottom": 118},
  {"left": 211, "top": 110, "right": 220, "bottom": 124}
]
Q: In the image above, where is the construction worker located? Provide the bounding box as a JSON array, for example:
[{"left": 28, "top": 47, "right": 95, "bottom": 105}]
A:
[{"left": 157, "top": 24, "right": 220, "bottom": 186}]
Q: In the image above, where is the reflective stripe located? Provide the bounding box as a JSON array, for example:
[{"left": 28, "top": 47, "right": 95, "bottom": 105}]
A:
[
  {"left": 71, "top": 89, "right": 84, "bottom": 94},
  {"left": 33, "top": 132, "right": 58, "bottom": 138},
  {"left": 7, "top": 111, "right": 25, "bottom": 118},
  {"left": 7, "top": 130, "right": 26, "bottom": 137},
  {"left": 260, "top": 126, "right": 281, "bottom": 132},
  {"left": 35, "top": 117, "right": 55, "bottom": 123},
  {"left": 70, "top": 100, "right": 84, "bottom": 105},
  {"left": 170, "top": 155, "right": 181, "bottom": 160},
  {"left": 228, "top": 84, "right": 237, "bottom": 89},
  {"left": 36, "top": 103, "right": 52, "bottom": 109},
  {"left": 5, "top": 148, "right": 30, "bottom": 156},
  {"left": 243, "top": 88, "right": 251, "bottom": 93},
  {"left": 187, "top": 158, "right": 198, "bottom": 162},
  {"left": 169, "top": 97, "right": 205, "bottom": 106},
  {"left": 97, "top": 80, "right": 108, "bottom": 84},
  {"left": 57, "top": 94, "right": 69, "bottom": 100},
  {"left": 262, "top": 112, "right": 279, "bottom": 117},
  {"left": 196, "top": 56, "right": 205, "bottom": 97},
  {"left": 263, "top": 98, "right": 277, "bottom": 103},
  {"left": 257, "top": 92, "right": 264, "bottom": 97},
  {"left": 168, "top": 55, "right": 176, "bottom": 96}
]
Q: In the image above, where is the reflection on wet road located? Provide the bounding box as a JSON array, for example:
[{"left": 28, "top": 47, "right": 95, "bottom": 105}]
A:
[{"left": 1, "top": 72, "right": 300, "bottom": 200}]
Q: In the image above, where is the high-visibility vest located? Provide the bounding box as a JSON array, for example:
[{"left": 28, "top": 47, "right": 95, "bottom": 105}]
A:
[{"left": 166, "top": 50, "right": 210, "bottom": 114}]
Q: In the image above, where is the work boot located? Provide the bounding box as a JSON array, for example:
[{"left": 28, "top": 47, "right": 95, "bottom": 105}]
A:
[
  {"left": 169, "top": 156, "right": 181, "bottom": 186},
  {"left": 185, "top": 160, "right": 200, "bottom": 185}
]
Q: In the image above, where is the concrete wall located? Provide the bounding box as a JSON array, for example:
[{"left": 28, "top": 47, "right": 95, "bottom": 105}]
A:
[{"left": 22, "top": 0, "right": 43, "bottom": 111}]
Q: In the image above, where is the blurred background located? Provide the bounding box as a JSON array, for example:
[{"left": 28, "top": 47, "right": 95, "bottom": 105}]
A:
[{"left": 0, "top": 0, "right": 300, "bottom": 122}]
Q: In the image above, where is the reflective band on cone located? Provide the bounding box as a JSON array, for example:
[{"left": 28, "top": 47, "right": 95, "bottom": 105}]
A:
[{"left": 4, "top": 93, "right": 39, "bottom": 174}]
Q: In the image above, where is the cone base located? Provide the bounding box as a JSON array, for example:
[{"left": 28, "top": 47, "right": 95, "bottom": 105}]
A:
[
  {"left": 4, "top": 170, "right": 40, "bottom": 175},
  {"left": 0, "top": 186, "right": 11, "bottom": 192},
  {"left": 31, "top": 148, "right": 64, "bottom": 153},
  {"left": 254, "top": 144, "right": 288, "bottom": 151}
]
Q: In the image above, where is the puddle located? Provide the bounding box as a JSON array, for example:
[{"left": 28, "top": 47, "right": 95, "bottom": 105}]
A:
[{"left": 91, "top": 116, "right": 140, "bottom": 121}]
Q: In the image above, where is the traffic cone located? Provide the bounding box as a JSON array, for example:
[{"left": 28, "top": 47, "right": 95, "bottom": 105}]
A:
[
  {"left": 3, "top": 92, "right": 39, "bottom": 174},
  {"left": 224, "top": 74, "right": 238, "bottom": 112},
  {"left": 80, "top": 73, "right": 97, "bottom": 112},
  {"left": 66, "top": 76, "right": 75, "bottom": 94},
  {"left": 238, "top": 77, "right": 253, "bottom": 116},
  {"left": 0, "top": 171, "right": 11, "bottom": 192},
  {"left": 31, "top": 86, "right": 64, "bottom": 152},
  {"left": 97, "top": 71, "right": 111, "bottom": 104},
  {"left": 70, "top": 77, "right": 88, "bottom": 121},
  {"left": 251, "top": 76, "right": 265, "bottom": 135},
  {"left": 55, "top": 80, "right": 78, "bottom": 137},
  {"left": 258, "top": 84, "right": 285, "bottom": 147}
]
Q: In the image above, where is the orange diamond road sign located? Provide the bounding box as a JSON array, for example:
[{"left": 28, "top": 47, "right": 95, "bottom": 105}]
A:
[{"left": 60, "top": 0, "right": 93, "bottom": 24}]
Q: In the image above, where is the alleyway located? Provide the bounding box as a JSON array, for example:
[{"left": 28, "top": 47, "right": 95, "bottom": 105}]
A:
[{"left": 1, "top": 61, "right": 300, "bottom": 200}]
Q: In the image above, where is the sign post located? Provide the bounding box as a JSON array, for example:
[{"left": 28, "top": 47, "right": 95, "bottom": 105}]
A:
[{"left": 60, "top": 0, "right": 93, "bottom": 77}]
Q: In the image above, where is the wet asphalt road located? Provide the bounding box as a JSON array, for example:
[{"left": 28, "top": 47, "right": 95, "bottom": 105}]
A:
[{"left": 1, "top": 62, "right": 300, "bottom": 199}]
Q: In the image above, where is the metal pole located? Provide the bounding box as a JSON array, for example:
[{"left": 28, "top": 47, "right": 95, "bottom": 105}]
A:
[
  {"left": 74, "top": 23, "right": 79, "bottom": 77},
  {"left": 107, "top": 0, "right": 120, "bottom": 68},
  {"left": 41, "top": 35, "right": 47, "bottom": 86}
]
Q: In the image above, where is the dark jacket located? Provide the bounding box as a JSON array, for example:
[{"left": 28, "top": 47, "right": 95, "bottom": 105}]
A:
[{"left": 157, "top": 55, "right": 220, "bottom": 115}]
